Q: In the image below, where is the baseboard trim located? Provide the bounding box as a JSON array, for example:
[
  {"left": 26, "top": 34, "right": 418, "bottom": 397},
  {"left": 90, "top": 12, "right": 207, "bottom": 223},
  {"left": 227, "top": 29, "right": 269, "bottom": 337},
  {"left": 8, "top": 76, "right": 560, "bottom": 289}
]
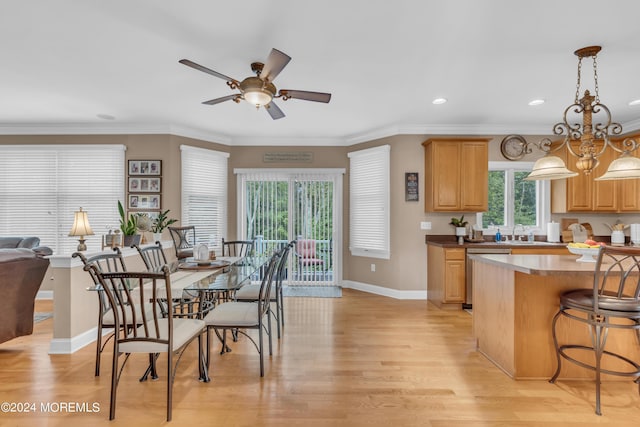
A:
[
  {"left": 48, "top": 327, "right": 97, "bottom": 354},
  {"left": 36, "top": 290, "right": 53, "bottom": 300},
  {"left": 342, "top": 280, "right": 427, "bottom": 300}
]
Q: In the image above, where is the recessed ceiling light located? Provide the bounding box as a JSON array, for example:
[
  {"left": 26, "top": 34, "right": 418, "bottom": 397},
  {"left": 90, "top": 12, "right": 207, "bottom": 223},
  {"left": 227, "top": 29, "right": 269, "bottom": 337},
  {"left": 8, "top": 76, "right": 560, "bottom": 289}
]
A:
[
  {"left": 528, "top": 99, "right": 545, "bottom": 106},
  {"left": 629, "top": 99, "right": 640, "bottom": 106},
  {"left": 432, "top": 98, "right": 447, "bottom": 105},
  {"left": 96, "top": 113, "right": 115, "bottom": 120}
]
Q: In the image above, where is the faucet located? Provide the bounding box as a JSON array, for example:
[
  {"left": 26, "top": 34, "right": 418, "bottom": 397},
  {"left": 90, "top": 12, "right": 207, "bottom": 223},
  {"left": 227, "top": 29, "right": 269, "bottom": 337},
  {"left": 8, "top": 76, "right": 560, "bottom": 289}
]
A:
[{"left": 513, "top": 224, "right": 524, "bottom": 241}]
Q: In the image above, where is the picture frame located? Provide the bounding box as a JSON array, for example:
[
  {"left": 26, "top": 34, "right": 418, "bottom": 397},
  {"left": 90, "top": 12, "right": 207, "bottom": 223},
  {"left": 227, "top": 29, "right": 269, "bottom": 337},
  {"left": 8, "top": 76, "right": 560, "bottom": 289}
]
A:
[
  {"left": 405, "top": 172, "right": 419, "bottom": 202},
  {"left": 128, "top": 159, "right": 161, "bottom": 176},
  {"left": 128, "top": 194, "right": 161, "bottom": 210},
  {"left": 128, "top": 177, "right": 161, "bottom": 193}
]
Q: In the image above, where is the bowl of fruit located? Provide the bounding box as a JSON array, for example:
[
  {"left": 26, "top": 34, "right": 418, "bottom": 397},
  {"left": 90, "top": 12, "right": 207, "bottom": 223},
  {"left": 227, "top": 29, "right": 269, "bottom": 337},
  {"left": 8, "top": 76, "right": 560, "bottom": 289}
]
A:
[{"left": 567, "top": 240, "right": 605, "bottom": 262}]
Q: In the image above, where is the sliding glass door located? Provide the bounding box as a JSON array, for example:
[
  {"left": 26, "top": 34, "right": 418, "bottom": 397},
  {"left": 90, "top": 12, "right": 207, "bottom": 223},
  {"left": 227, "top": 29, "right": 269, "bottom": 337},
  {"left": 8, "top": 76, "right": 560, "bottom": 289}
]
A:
[{"left": 236, "top": 169, "right": 343, "bottom": 287}]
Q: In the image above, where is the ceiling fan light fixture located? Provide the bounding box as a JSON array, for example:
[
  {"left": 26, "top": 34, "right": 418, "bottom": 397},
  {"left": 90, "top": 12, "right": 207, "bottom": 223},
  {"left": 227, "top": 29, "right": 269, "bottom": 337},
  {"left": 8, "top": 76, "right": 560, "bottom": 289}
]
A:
[{"left": 244, "top": 89, "right": 273, "bottom": 107}]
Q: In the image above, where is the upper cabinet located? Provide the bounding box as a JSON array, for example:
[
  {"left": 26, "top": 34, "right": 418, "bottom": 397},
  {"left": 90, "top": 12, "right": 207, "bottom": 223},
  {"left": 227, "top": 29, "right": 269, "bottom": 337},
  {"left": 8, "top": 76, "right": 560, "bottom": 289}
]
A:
[
  {"left": 552, "top": 135, "right": 640, "bottom": 213},
  {"left": 422, "top": 138, "right": 489, "bottom": 212}
]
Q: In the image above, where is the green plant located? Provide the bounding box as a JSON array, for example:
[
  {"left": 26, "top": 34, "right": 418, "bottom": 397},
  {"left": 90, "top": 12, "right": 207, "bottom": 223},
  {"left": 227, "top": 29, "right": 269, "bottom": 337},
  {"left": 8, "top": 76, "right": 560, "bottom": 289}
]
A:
[
  {"left": 151, "top": 209, "right": 178, "bottom": 233},
  {"left": 449, "top": 215, "right": 468, "bottom": 228},
  {"left": 118, "top": 200, "right": 138, "bottom": 236}
]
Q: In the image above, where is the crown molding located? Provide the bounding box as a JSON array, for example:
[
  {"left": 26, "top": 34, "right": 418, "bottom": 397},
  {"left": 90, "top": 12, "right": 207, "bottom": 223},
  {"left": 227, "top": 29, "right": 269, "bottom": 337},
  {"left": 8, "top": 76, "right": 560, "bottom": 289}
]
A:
[
  {"left": 230, "top": 135, "right": 345, "bottom": 146},
  {"left": 3, "top": 120, "right": 639, "bottom": 146},
  {"left": 345, "top": 123, "right": 557, "bottom": 144}
]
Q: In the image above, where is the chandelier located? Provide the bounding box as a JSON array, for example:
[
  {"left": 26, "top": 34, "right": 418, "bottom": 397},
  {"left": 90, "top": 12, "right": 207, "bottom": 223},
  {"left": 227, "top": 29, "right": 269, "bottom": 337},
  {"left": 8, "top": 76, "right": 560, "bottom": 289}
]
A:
[{"left": 501, "top": 46, "right": 640, "bottom": 180}]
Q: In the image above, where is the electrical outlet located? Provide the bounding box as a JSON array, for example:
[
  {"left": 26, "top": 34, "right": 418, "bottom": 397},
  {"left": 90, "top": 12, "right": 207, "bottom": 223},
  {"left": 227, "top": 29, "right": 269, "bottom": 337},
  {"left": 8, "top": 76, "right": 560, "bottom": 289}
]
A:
[
  {"left": 370, "top": 263, "right": 376, "bottom": 272},
  {"left": 420, "top": 221, "right": 432, "bottom": 230}
]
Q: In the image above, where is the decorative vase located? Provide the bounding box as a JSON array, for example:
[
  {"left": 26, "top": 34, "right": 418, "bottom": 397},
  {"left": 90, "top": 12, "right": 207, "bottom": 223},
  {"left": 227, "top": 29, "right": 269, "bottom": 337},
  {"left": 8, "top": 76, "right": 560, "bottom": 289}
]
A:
[
  {"left": 123, "top": 234, "right": 141, "bottom": 247},
  {"left": 455, "top": 227, "right": 467, "bottom": 245},
  {"left": 153, "top": 232, "right": 163, "bottom": 243}
]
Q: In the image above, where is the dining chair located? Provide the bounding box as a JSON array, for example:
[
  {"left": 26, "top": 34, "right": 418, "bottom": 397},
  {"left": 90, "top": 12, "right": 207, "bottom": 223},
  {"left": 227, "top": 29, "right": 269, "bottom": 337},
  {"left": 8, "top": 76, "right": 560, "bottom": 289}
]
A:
[
  {"left": 73, "top": 248, "right": 154, "bottom": 377},
  {"left": 88, "top": 264, "right": 206, "bottom": 421},
  {"left": 203, "top": 249, "right": 281, "bottom": 377},
  {"left": 221, "top": 238, "right": 255, "bottom": 257},
  {"left": 134, "top": 242, "right": 195, "bottom": 318},
  {"left": 168, "top": 226, "right": 196, "bottom": 261},
  {"left": 235, "top": 240, "right": 294, "bottom": 338},
  {"left": 550, "top": 245, "right": 640, "bottom": 415}
]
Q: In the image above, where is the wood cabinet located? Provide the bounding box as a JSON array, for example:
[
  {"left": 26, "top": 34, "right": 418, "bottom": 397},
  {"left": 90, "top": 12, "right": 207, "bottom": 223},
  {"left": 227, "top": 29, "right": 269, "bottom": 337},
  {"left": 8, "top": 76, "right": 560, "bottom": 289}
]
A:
[
  {"left": 510, "top": 247, "right": 569, "bottom": 255},
  {"left": 422, "top": 138, "right": 489, "bottom": 212},
  {"left": 552, "top": 136, "right": 640, "bottom": 213},
  {"left": 427, "top": 245, "right": 465, "bottom": 309}
]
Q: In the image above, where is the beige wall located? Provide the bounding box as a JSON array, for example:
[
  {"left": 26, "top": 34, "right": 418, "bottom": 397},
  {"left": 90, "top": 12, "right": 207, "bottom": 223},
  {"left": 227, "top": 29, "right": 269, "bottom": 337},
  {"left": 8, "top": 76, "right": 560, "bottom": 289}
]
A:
[{"left": 3, "top": 133, "right": 640, "bottom": 296}]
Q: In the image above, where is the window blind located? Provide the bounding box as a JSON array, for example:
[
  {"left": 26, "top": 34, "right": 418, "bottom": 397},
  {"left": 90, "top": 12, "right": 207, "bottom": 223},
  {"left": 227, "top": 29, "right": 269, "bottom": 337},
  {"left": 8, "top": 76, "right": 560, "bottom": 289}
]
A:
[
  {"left": 347, "top": 145, "right": 390, "bottom": 259},
  {"left": 180, "top": 145, "right": 229, "bottom": 251},
  {"left": 0, "top": 145, "right": 125, "bottom": 254}
]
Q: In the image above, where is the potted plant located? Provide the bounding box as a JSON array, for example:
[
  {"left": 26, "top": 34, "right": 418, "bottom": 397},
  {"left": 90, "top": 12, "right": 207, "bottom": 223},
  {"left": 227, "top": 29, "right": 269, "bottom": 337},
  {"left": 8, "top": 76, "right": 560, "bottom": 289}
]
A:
[
  {"left": 151, "top": 209, "right": 178, "bottom": 242},
  {"left": 118, "top": 200, "right": 140, "bottom": 247},
  {"left": 450, "top": 215, "right": 469, "bottom": 238}
]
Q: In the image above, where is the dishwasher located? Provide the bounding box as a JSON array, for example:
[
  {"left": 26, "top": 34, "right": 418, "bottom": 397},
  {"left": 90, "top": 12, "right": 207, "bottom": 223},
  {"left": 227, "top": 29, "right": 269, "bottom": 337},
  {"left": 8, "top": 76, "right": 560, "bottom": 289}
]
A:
[{"left": 464, "top": 247, "right": 512, "bottom": 309}]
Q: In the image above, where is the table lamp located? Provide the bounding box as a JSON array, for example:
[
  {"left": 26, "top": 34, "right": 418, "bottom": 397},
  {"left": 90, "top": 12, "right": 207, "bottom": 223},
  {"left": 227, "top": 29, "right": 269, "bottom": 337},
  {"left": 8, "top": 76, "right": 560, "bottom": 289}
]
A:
[{"left": 68, "top": 207, "right": 94, "bottom": 251}]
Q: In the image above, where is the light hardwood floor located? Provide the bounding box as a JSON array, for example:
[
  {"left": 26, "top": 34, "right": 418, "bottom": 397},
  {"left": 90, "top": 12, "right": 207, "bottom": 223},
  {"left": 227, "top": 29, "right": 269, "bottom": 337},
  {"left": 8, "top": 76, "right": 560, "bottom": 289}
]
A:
[{"left": 1, "top": 290, "right": 639, "bottom": 426}]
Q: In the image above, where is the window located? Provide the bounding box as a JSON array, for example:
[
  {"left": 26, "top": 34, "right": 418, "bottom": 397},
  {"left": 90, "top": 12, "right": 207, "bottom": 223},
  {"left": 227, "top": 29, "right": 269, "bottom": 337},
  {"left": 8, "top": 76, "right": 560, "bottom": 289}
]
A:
[
  {"left": 0, "top": 144, "right": 125, "bottom": 254},
  {"left": 180, "top": 145, "right": 228, "bottom": 251},
  {"left": 348, "top": 145, "right": 390, "bottom": 259},
  {"left": 477, "top": 161, "right": 550, "bottom": 233}
]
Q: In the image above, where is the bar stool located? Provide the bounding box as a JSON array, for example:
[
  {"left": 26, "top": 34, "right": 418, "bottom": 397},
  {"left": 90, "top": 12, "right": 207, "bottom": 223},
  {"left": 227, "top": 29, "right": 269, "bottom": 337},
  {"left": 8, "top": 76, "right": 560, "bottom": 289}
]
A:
[{"left": 549, "top": 245, "right": 640, "bottom": 415}]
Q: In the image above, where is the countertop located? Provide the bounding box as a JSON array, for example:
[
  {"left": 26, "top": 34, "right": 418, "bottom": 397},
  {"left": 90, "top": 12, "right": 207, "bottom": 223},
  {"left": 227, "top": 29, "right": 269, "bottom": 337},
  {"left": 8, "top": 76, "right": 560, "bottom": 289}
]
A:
[
  {"left": 467, "top": 253, "right": 599, "bottom": 275},
  {"left": 424, "top": 235, "right": 568, "bottom": 250}
]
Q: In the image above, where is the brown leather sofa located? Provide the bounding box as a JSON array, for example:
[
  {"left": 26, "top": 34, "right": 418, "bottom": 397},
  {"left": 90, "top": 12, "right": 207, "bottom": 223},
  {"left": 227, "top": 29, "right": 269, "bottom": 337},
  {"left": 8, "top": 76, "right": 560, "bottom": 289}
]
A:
[{"left": 0, "top": 247, "right": 51, "bottom": 344}]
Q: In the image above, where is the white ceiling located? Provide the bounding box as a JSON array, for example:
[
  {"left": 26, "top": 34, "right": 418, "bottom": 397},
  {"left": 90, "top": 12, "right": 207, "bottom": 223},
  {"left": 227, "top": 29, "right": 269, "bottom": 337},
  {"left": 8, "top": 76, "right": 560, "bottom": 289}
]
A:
[{"left": 2, "top": 0, "right": 640, "bottom": 146}]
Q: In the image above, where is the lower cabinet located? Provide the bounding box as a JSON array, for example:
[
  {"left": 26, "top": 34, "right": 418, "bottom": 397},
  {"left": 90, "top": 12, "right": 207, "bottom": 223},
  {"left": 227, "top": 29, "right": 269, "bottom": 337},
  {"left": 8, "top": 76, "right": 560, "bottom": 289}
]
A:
[{"left": 427, "top": 245, "right": 465, "bottom": 309}]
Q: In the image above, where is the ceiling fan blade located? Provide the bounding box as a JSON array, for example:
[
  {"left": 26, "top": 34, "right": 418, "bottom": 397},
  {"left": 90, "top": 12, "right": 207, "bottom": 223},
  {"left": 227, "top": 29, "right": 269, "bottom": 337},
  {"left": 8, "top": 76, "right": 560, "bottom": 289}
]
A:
[
  {"left": 259, "top": 49, "right": 291, "bottom": 82},
  {"left": 179, "top": 59, "right": 240, "bottom": 85},
  {"left": 279, "top": 89, "right": 331, "bottom": 103},
  {"left": 202, "top": 94, "right": 239, "bottom": 105},
  {"left": 265, "top": 101, "right": 285, "bottom": 120}
]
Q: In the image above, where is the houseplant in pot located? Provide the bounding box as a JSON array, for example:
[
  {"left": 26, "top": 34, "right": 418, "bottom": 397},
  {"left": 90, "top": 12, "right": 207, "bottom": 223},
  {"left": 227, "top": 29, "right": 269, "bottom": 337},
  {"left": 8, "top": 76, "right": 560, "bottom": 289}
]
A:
[
  {"left": 118, "top": 200, "right": 140, "bottom": 247},
  {"left": 151, "top": 209, "right": 178, "bottom": 242},
  {"left": 450, "top": 215, "right": 468, "bottom": 244}
]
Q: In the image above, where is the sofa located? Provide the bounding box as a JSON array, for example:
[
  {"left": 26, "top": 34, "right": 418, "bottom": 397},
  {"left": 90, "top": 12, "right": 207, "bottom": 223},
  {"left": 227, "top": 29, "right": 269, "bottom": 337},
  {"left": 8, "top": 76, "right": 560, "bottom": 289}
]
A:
[
  {"left": 0, "top": 239, "right": 52, "bottom": 344},
  {"left": 0, "top": 236, "right": 52, "bottom": 256}
]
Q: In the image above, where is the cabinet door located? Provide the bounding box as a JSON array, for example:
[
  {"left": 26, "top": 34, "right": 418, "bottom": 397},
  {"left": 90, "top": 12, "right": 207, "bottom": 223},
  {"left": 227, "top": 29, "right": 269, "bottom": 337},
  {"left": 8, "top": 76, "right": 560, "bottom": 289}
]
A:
[
  {"left": 460, "top": 142, "right": 488, "bottom": 211},
  {"left": 429, "top": 142, "right": 461, "bottom": 211},
  {"left": 565, "top": 141, "right": 594, "bottom": 211},
  {"left": 593, "top": 143, "right": 617, "bottom": 211},
  {"left": 444, "top": 259, "right": 465, "bottom": 303}
]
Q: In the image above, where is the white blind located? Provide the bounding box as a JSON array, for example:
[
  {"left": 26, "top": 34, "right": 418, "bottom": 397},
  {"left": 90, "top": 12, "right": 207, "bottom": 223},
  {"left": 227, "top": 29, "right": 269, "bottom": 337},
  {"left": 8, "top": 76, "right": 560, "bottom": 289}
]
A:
[
  {"left": 0, "top": 144, "right": 125, "bottom": 254},
  {"left": 347, "top": 145, "right": 390, "bottom": 259},
  {"left": 181, "top": 145, "right": 229, "bottom": 252}
]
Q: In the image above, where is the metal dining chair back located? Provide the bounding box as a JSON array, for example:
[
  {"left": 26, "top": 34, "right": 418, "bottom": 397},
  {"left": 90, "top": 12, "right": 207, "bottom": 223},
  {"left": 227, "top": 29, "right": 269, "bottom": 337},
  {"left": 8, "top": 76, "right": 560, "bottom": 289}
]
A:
[
  {"left": 168, "top": 226, "right": 196, "bottom": 260},
  {"left": 221, "top": 238, "right": 255, "bottom": 257}
]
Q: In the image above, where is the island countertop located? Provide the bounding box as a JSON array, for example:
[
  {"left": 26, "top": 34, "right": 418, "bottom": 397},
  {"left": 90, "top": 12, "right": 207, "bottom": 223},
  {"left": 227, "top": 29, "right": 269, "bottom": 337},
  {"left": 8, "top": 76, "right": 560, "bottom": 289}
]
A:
[
  {"left": 467, "top": 253, "right": 598, "bottom": 275},
  {"left": 470, "top": 252, "right": 640, "bottom": 380}
]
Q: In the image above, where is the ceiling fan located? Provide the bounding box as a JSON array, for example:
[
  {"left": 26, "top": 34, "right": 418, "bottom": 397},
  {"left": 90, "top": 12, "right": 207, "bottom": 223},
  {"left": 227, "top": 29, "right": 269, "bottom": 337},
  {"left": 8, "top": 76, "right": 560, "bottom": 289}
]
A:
[{"left": 179, "top": 48, "right": 331, "bottom": 120}]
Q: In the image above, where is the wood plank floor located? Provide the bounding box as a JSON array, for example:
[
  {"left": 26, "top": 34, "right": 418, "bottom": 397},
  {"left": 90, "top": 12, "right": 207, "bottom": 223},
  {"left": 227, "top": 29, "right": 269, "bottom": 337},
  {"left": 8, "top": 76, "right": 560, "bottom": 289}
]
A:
[{"left": 1, "top": 290, "right": 639, "bottom": 426}]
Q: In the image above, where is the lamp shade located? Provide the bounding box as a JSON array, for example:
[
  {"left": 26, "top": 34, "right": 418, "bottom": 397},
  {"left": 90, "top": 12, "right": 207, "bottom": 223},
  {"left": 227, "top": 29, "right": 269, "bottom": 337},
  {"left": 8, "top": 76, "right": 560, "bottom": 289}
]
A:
[
  {"left": 244, "top": 89, "right": 272, "bottom": 106},
  {"left": 594, "top": 152, "right": 640, "bottom": 180},
  {"left": 68, "top": 207, "right": 94, "bottom": 237},
  {"left": 525, "top": 155, "right": 579, "bottom": 181}
]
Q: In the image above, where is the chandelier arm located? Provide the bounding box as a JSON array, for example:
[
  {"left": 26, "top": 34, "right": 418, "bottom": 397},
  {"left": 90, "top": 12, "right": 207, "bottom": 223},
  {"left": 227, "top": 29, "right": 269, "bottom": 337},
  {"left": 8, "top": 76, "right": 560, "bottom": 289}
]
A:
[{"left": 619, "top": 138, "right": 639, "bottom": 154}]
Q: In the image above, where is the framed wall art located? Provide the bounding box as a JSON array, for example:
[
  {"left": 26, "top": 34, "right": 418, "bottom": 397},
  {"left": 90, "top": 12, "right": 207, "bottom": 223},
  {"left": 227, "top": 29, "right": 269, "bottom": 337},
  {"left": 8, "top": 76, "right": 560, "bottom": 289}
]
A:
[
  {"left": 405, "top": 172, "right": 419, "bottom": 202},
  {"left": 128, "top": 194, "right": 161, "bottom": 210},
  {"left": 128, "top": 177, "right": 161, "bottom": 193},
  {"left": 128, "top": 159, "right": 161, "bottom": 176}
]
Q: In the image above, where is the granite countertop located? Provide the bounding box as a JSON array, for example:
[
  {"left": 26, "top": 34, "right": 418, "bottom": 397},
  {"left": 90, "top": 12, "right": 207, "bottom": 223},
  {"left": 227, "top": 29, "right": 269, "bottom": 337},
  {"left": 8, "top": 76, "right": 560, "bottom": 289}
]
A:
[{"left": 467, "top": 253, "right": 598, "bottom": 275}]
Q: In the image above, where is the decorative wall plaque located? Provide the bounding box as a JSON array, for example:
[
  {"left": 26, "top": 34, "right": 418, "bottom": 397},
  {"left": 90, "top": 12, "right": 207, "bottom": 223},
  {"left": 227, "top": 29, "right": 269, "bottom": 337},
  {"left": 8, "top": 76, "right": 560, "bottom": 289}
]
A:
[{"left": 263, "top": 152, "right": 314, "bottom": 163}]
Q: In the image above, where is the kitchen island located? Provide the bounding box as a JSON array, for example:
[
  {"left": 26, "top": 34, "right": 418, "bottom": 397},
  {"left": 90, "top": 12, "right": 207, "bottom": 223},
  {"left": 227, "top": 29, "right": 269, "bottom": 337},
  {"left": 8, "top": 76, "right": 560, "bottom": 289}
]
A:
[{"left": 469, "top": 253, "right": 640, "bottom": 380}]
